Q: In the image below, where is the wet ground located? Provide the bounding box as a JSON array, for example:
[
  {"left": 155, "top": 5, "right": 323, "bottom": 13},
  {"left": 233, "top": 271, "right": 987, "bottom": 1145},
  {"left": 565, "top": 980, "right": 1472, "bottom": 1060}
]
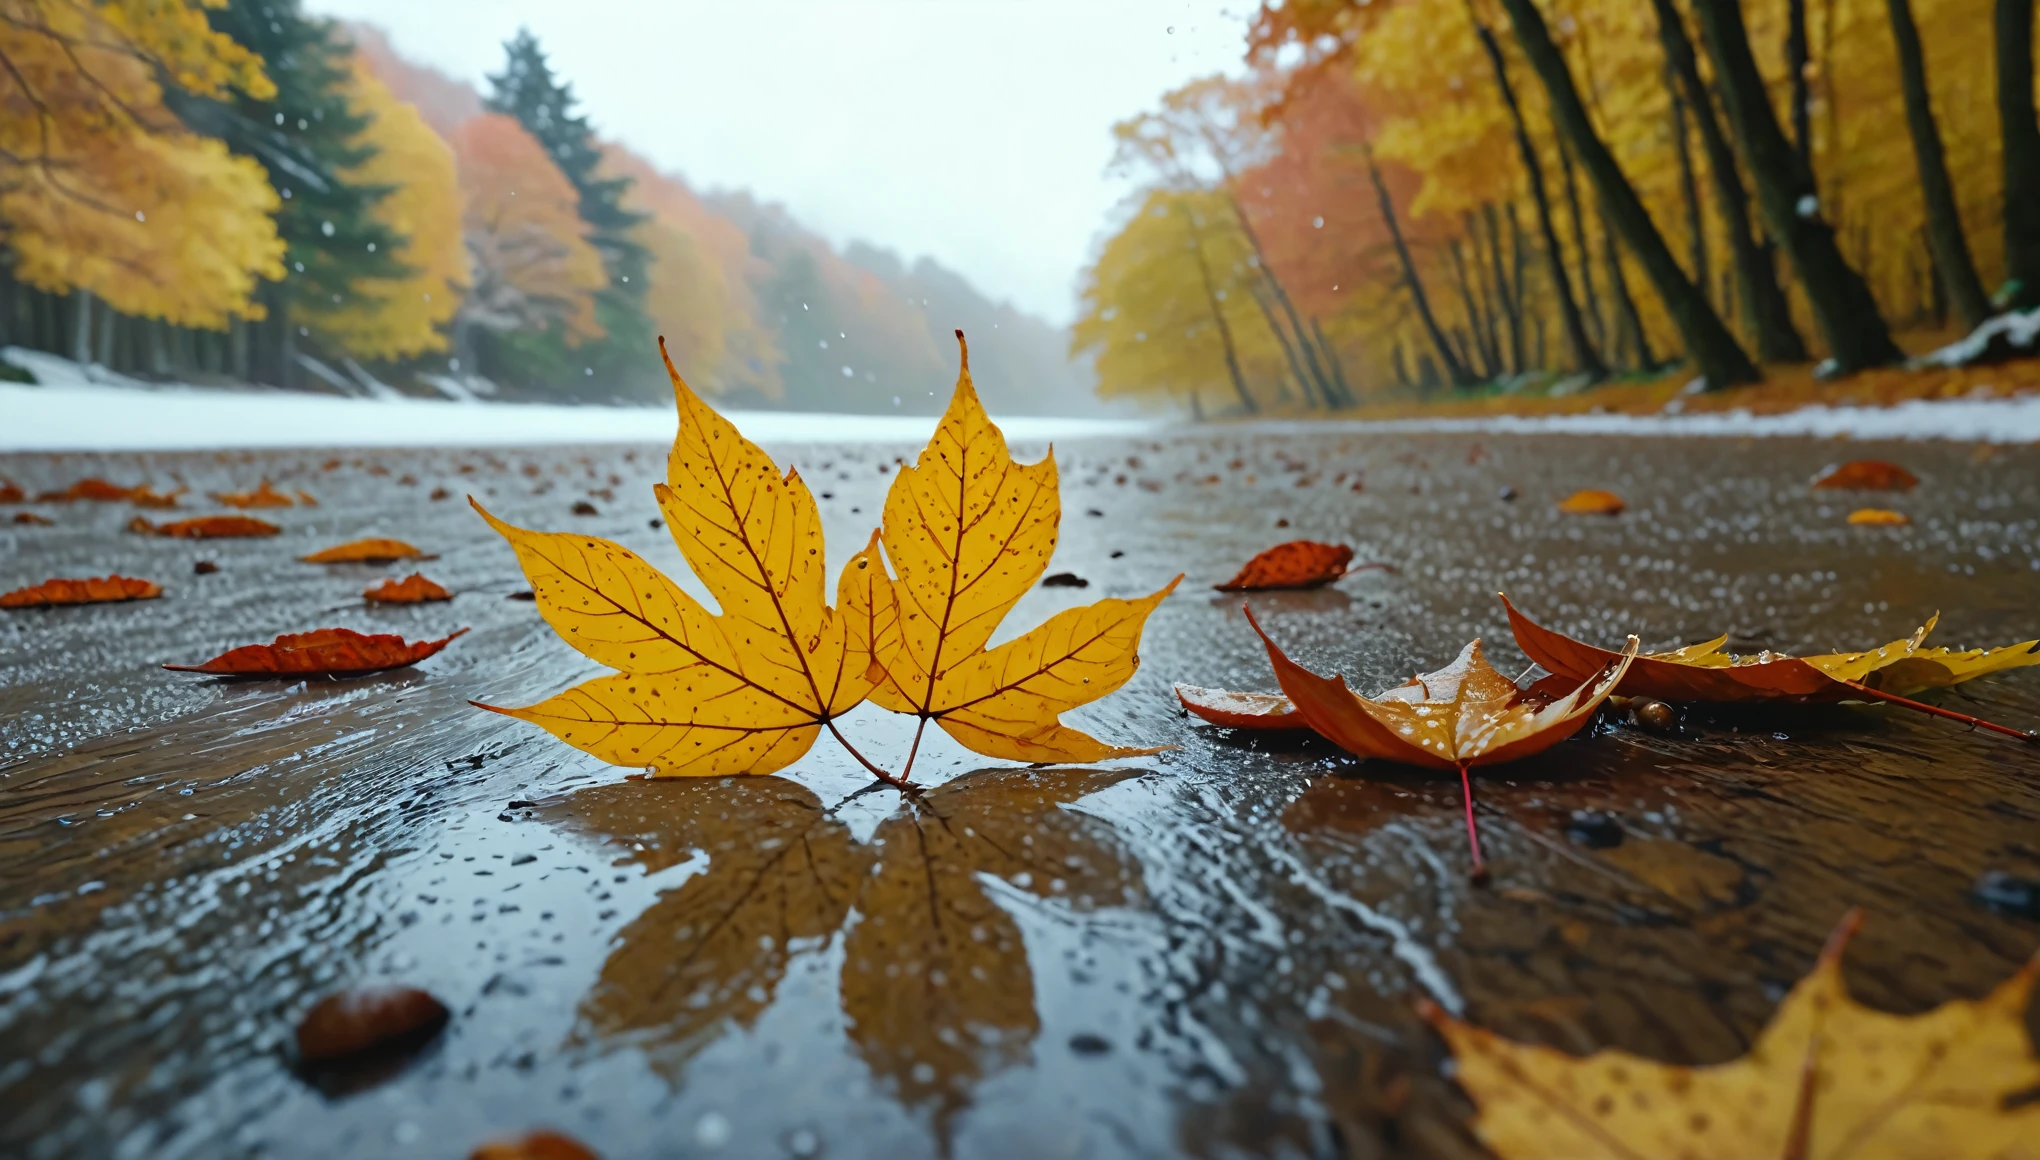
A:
[{"left": 2, "top": 428, "right": 2037, "bottom": 1159}]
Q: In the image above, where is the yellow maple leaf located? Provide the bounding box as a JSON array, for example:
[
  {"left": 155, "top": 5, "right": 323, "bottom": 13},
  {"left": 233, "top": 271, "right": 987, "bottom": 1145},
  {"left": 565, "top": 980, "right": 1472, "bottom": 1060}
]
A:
[
  {"left": 472, "top": 340, "right": 898, "bottom": 777},
  {"left": 868, "top": 332, "right": 1181, "bottom": 767},
  {"left": 1421, "top": 911, "right": 2040, "bottom": 1160}
]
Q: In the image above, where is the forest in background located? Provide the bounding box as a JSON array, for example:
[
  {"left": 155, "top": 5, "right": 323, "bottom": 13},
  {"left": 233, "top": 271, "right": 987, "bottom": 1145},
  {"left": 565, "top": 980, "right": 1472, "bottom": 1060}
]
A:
[
  {"left": 0, "top": 0, "right": 1097, "bottom": 415},
  {"left": 1076, "top": 0, "right": 2039, "bottom": 414}
]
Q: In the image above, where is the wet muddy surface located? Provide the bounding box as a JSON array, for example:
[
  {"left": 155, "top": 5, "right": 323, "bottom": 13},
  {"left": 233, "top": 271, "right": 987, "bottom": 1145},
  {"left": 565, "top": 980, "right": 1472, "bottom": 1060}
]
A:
[{"left": 3, "top": 430, "right": 2038, "bottom": 1159}]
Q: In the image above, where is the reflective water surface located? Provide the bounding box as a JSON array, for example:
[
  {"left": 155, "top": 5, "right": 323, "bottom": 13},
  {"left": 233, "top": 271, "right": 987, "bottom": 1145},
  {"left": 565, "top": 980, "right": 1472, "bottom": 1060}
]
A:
[{"left": 2, "top": 430, "right": 2036, "bottom": 1158}]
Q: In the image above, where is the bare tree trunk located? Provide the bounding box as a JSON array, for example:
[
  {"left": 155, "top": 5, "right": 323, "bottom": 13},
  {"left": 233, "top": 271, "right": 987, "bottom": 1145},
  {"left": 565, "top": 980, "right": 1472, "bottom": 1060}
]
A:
[
  {"left": 1650, "top": 0, "right": 1808, "bottom": 362},
  {"left": 72, "top": 290, "right": 92, "bottom": 364},
  {"left": 1184, "top": 219, "right": 1258, "bottom": 414},
  {"left": 1448, "top": 236, "right": 1499, "bottom": 379},
  {"left": 1225, "top": 194, "right": 1339, "bottom": 403},
  {"left": 1364, "top": 145, "right": 1477, "bottom": 387},
  {"left": 1669, "top": 69, "right": 1709, "bottom": 295},
  {"left": 1497, "top": 0, "right": 1760, "bottom": 386},
  {"left": 1601, "top": 206, "right": 1658, "bottom": 370},
  {"left": 1786, "top": 0, "right": 1814, "bottom": 173},
  {"left": 1469, "top": 17, "right": 1605, "bottom": 379},
  {"left": 1309, "top": 317, "right": 1354, "bottom": 407},
  {"left": 1482, "top": 204, "right": 1525, "bottom": 374},
  {"left": 1249, "top": 281, "right": 1322, "bottom": 408},
  {"left": 1392, "top": 340, "right": 1415, "bottom": 391},
  {"left": 1557, "top": 140, "right": 1608, "bottom": 352},
  {"left": 1884, "top": 0, "right": 1992, "bottom": 329},
  {"left": 1690, "top": 0, "right": 1903, "bottom": 371},
  {"left": 1997, "top": 0, "right": 2040, "bottom": 309}
]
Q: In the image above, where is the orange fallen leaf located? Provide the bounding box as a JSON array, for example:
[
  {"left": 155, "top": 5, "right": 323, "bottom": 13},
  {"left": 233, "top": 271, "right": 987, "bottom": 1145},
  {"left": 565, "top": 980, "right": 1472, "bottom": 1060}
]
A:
[
  {"left": 1, "top": 575, "right": 162, "bottom": 609},
  {"left": 214, "top": 480, "right": 294, "bottom": 508},
  {"left": 1213, "top": 540, "right": 1382, "bottom": 591},
  {"left": 130, "top": 515, "right": 282, "bottom": 538},
  {"left": 1503, "top": 595, "right": 2039, "bottom": 740},
  {"left": 40, "top": 477, "right": 138, "bottom": 502},
  {"left": 295, "top": 489, "right": 319, "bottom": 507},
  {"left": 301, "top": 538, "right": 426, "bottom": 564},
  {"left": 364, "top": 574, "right": 451, "bottom": 603},
  {"left": 1243, "top": 606, "right": 1636, "bottom": 873},
  {"left": 1555, "top": 489, "right": 1624, "bottom": 515},
  {"left": 470, "top": 1130, "right": 600, "bottom": 1160},
  {"left": 165, "top": 627, "right": 467, "bottom": 676},
  {"left": 0, "top": 481, "right": 24, "bottom": 503},
  {"left": 1848, "top": 507, "right": 1910, "bottom": 526},
  {"left": 1174, "top": 684, "right": 1304, "bottom": 729},
  {"left": 1813, "top": 458, "right": 1918, "bottom": 490},
  {"left": 12, "top": 511, "right": 53, "bottom": 526},
  {"left": 128, "top": 486, "right": 184, "bottom": 509}
]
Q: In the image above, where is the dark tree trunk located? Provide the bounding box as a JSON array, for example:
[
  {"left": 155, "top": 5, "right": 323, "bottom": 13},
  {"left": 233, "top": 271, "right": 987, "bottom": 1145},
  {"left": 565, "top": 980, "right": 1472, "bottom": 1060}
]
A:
[
  {"left": 1248, "top": 281, "right": 1322, "bottom": 408},
  {"left": 1497, "top": 0, "right": 1760, "bottom": 387},
  {"left": 1392, "top": 340, "right": 1415, "bottom": 391},
  {"left": 1690, "top": 0, "right": 1903, "bottom": 371},
  {"left": 1601, "top": 206, "right": 1658, "bottom": 370},
  {"left": 1226, "top": 194, "right": 1339, "bottom": 403},
  {"left": 1997, "top": 0, "right": 2040, "bottom": 309},
  {"left": 1470, "top": 18, "right": 1605, "bottom": 379},
  {"left": 1786, "top": 0, "right": 1814, "bottom": 173},
  {"left": 1669, "top": 70, "right": 1710, "bottom": 295},
  {"left": 1885, "top": 0, "right": 1992, "bottom": 329},
  {"left": 1650, "top": 0, "right": 1809, "bottom": 363},
  {"left": 1482, "top": 204, "right": 1525, "bottom": 374},
  {"left": 1448, "top": 236, "right": 1500, "bottom": 379},
  {"left": 1309, "top": 317, "right": 1355, "bottom": 407},
  {"left": 1364, "top": 146, "right": 1477, "bottom": 387},
  {"left": 1185, "top": 220, "right": 1258, "bottom": 414},
  {"left": 1557, "top": 139, "right": 1608, "bottom": 351}
]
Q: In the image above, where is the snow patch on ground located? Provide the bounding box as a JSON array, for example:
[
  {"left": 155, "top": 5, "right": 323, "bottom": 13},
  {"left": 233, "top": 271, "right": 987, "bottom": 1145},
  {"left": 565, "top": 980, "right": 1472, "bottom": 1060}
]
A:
[{"left": 1278, "top": 395, "right": 2040, "bottom": 443}]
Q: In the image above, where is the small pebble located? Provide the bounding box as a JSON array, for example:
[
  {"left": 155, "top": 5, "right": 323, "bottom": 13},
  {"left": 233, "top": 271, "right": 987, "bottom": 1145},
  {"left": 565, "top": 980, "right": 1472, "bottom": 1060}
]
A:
[
  {"left": 1973, "top": 871, "right": 2040, "bottom": 920},
  {"left": 1565, "top": 810, "right": 1623, "bottom": 849},
  {"left": 1631, "top": 700, "right": 1677, "bottom": 732},
  {"left": 295, "top": 985, "right": 448, "bottom": 1063},
  {"left": 1498, "top": 486, "right": 1518, "bottom": 501},
  {"left": 571, "top": 501, "right": 599, "bottom": 516},
  {"left": 1109, "top": 550, "right": 1124, "bottom": 558},
  {"left": 1068, "top": 1032, "right": 1112, "bottom": 1056},
  {"left": 1275, "top": 517, "right": 1290, "bottom": 528},
  {"left": 193, "top": 560, "right": 219, "bottom": 575},
  {"left": 1041, "top": 572, "right": 1089, "bottom": 588},
  {"left": 1085, "top": 508, "right": 1104, "bottom": 518},
  {"left": 648, "top": 518, "right": 663, "bottom": 529},
  {"left": 508, "top": 590, "right": 536, "bottom": 601}
]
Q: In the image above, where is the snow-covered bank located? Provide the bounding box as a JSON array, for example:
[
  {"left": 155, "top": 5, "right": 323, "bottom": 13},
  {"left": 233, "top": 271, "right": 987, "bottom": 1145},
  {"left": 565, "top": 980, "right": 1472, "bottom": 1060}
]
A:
[
  {"left": 0, "top": 380, "right": 1155, "bottom": 452},
  {"left": 5, "top": 363, "right": 2038, "bottom": 451}
]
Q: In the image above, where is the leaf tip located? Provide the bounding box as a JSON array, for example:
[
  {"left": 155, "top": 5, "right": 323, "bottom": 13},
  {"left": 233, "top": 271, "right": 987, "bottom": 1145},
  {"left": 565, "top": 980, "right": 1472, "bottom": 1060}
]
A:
[{"left": 1816, "top": 908, "right": 1866, "bottom": 971}]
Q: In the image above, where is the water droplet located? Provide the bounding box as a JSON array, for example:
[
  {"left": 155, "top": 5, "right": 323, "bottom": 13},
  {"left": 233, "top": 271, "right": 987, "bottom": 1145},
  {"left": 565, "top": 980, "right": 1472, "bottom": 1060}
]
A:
[{"left": 695, "top": 1111, "right": 732, "bottom": 1149}]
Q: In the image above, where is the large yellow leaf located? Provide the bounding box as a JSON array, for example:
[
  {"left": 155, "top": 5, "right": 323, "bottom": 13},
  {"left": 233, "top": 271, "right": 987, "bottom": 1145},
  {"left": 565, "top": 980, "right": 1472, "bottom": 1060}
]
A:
[
  {"left": 1423, "top": 912, "right": 2040, "bottom": 1160},
  {"left": 472, "top": 342, "right": 895, "bottom": 776},
  {"left": 870, "top": 333, "right": 1180, "bottom": 763}
]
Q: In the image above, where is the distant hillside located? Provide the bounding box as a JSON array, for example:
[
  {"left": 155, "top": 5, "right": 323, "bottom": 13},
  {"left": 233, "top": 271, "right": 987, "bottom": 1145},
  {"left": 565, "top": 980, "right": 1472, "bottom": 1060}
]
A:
[{"left": 346, "top": 22, "right": 1099, "bottom": 415}]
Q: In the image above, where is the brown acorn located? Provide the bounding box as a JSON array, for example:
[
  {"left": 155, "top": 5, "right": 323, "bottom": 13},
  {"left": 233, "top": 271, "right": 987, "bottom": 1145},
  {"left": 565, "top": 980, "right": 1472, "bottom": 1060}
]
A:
[{"left": 295, "top": 985, "right": 449, "bottom": 1063}]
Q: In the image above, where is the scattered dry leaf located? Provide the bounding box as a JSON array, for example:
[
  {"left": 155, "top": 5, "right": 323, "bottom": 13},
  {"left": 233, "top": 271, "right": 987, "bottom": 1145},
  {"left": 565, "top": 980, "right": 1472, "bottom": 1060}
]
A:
[
  {"left": 469, "top": 1130, "right": 600, "bottom": 1160},
  {"left": 12, "top": 511, "right": 52, "bottom": 526},
  {"left": 0, "top": 481, "right": 23, "bottom": 503},
  {"left": 1813, "top": 459, "right": 1919, "bottom": 490},
  {"left": 1421, "top": 911, "right": 2040, "bottom": 1159},
  {"left": 214, "top": 480, "right": 294, "bottom": 508},
  {"left": 1, "top": 575, "right": 162, "bottom": 609},
  {"left": 300, "top": 538, "right": 425, "bottom": 564},
  {"left": 130, "top": 515, "right": 282, "bottom": 538},
  {"left": 40, "top": 478, "right": 138, "bottom": 502},
  {"left": 1243, "top": 606, "right": 1636, "bottom": 872},
  {"left": 1556, "top": 489, "right": 1625, "bottom": 515},
  {"left": 295, "top": 986, "right": 449, "bottom": 1063},
  {"left": 1849, "top": 507, "right": 1910, "bottom": 526},
  {"left": 1174, "top": 684, "right": 1304, "bottom": 729},
  {"left": 128, "top": 486, "right": 184, "bottom": 509},
  {"left": 165, "top": 627, "right": 467, "bottom": 676},
  {"left": 1214, "top": 540, "right": 1357, "bottom": 591},
  {"left": 364, "top": 574, "right": 451, "bottom": 603},
  {"left": 295, "top": 489, "right": 319, "bottom": 507}
]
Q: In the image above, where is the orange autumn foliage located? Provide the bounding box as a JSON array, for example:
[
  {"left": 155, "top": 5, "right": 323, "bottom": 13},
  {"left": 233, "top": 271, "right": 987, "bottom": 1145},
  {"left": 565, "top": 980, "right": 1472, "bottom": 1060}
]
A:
[
  {"left": 41, "top": 478, "right": 140, "bottom": 502},
  {"left": 1849, "top": 508, "right": 1911, "bottom": 526},
  {"left": 1214, "top": 540, "right": 1361, "bottom": 591},
  {"left": 301, "top": 538, "right": 426, "bottom": 564},
  {"left": 165, "top": 627, "right": 468, "bottom": 676},
  {"left": 1813, "top": 460, "right": 1921, "bottom": 491},
  {"left": 213, "top": 480, "right": 295, "bottom": 509},
  {"left": 130, "top": 515, "right": 281, "bottom": 538},
  {"left": 1556, "top": 489, "right": 1626, "bottom": 515},
  {"left": 1, "top": 575, "right": 162, "bottom": 609}
]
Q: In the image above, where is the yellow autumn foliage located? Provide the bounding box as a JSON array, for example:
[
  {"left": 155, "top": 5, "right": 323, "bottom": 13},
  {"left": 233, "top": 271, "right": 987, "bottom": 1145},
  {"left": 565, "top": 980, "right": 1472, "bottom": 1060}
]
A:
[
  {"left": 0, "top": 0, "right": 284, "bottom": 327},
  {"left": 298, "top": 59, "right": 467, "bottom": 360}
]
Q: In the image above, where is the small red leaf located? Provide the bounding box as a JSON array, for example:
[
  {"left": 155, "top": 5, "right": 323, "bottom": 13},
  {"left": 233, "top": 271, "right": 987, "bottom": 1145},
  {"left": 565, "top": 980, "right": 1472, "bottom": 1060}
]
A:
[
  {"left": 1214, "top": 540, "right": 1362, "bottom": 591},
  {"left": 365, "top": 574, "right": 452, "bottom": 603},
  {"left": 2, "top": 575, "right": 162, "bottom": 609},
  {"left": 1812, "top": 460, "right": 1918, "bottom": 491},
  {"left": 165, "top": 627, "right": 467, "bottom": 676}
]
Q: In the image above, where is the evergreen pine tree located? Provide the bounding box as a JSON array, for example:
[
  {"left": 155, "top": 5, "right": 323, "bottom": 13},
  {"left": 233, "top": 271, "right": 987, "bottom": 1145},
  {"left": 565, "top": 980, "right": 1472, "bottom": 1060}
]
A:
[
  {"left": 487, "top": 29, "right": 653, "bottom": 394},
  {"left": 167, "top": 0, "right": 405, "bottom": 385}
]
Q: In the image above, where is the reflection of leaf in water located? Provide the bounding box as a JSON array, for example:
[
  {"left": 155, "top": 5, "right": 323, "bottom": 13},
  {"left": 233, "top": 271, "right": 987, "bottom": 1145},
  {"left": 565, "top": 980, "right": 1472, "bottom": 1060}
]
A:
[
  {"left": 560, "top": 777, "right": 870, "bottom": 1070},
  {"left": 554, "top": 766, "right": 1144, "bottom": 1135},
  {"left": 842, "top": 767, "right": 1143, "bottom": 1129}
]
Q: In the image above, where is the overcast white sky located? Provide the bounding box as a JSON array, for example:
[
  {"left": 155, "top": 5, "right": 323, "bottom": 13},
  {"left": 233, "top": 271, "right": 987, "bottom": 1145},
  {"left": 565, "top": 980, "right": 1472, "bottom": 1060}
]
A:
[{"left": 308, "top": 0, "right": 1250, "bottom": 326}]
